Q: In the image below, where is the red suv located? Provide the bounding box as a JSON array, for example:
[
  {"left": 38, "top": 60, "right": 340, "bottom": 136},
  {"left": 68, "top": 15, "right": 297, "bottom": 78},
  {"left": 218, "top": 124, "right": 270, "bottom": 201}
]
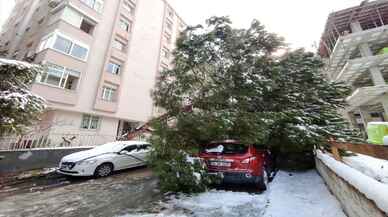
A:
[{"left": 199, "top": 140, "right": 274, "bottom": 190}]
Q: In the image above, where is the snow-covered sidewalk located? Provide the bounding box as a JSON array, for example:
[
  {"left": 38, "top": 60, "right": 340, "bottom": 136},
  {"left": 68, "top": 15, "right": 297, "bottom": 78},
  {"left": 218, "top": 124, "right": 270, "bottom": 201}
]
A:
[{"left": 119, "top": 170, "right": 346, "bottom": 217}]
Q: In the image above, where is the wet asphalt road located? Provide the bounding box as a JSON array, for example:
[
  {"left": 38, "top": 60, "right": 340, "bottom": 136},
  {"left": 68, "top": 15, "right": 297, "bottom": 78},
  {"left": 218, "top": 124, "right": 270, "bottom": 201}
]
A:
[{"left": 0, "top": 167, "right": 162, "bottom": 217}]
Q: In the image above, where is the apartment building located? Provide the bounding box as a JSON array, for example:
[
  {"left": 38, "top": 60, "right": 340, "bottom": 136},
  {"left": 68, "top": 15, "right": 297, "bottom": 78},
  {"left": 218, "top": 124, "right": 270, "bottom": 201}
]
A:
[
  {"left": 0, "top": 0, "right": 186, "bottom": 147},
  {"left": 318, "top": 0, "right": 388, "bottom": 132}
]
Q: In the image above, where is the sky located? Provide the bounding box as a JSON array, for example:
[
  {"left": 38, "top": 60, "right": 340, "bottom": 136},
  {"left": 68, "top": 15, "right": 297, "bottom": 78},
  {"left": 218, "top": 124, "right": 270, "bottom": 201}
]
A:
[
  {"left": 0, "top": 0, "right": 14, "bottom": 32},
  {"left": 167, "top": 0, "right": 364, "bottom": 51},
  {"left": 0, "top": 0, "right": 365, "bottom": 51}
]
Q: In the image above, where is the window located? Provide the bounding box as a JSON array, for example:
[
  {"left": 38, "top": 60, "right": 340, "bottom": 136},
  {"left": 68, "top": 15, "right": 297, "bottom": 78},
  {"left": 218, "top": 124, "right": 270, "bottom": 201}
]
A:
[
  {"left": 81, "top": 115, "right": 100, "bottom": 130},
  {"left": 79, "top": 0, "right": 104, "bottom": 13},
  {"left": 166, "top": 21, "right": 173, "bottom": 30},
  {"left": 53, "top": 36, "right": 72, "bottom": 53},
  {"left": 162, "top": 48, "right": 170, "bottom": 58},
  {"left": 119, "top": 19, "right": 131, "bottom": 32},
  {"left": 164, "top": 33, "right": 171, "bottom": 44},
  {"left": 167, "top": 9, "right": 174, "bottom": 18},
  {"left": 107, "top": 62, "right": 121, "bottom": 75},
  {"left": 80, "top": 19, "right": 94, "bottom": 34},
  {"left": 37, "top": 63, "right": 80, "bottom": 90},
  {"left": 25, "top": 27, "right": 30, "bottom": 32},
  {"left": 38, "top": 17, "right": 45, "bottom": 25},
  {"left": 123, "top": 1, "right": 134, "bottom": 15},
  {"left": 62, "top": 7, "right": 95, "bottom": 35},
  {"left": 71, "top": 43, "right": 88, "bottom": 59},
  {"left": 113, "top": 39, "right": 125, "bottom": 51},
  {"left": 102, "top": 86, "right": 117, "bottom": 102},
  {"left": 41, "top": 33, "right": 89, "bottom": 60}
]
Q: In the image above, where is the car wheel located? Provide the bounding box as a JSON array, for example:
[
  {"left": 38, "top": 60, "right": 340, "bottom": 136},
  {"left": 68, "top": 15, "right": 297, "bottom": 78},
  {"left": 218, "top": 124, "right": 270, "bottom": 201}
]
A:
[
  {"left": 94, "top": 163, "right": 113, "bottom": 177},
  {"left": 257, "top": 167, "right": 269, "bottom": 191}
]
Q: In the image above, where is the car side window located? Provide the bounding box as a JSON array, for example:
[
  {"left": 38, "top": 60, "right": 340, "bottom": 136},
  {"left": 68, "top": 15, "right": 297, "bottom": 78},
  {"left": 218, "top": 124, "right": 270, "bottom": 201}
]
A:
[
  {"left": 122, "top": 145, "right": 137, "bottom": 153},
  {"left": 137, "top": 144, "right": 151, "bottom": 151}
]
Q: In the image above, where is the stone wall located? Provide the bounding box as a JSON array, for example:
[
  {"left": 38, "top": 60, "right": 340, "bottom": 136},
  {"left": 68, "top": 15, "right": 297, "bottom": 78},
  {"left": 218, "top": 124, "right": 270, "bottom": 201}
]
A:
[
  {"left": 316, "top": 158, "right": 388, "bottom": 217},
  {"left": 0, "top": 147, "right": 92, "bottom": 173}
]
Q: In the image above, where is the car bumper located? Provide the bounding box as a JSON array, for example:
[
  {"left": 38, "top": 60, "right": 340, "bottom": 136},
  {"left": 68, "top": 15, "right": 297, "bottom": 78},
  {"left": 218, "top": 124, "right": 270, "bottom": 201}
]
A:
[
  {"left": 56, "top": 165, "right": 95, "bottom": 177},
  {"left": 209, "top": 171, "right": 262, "bottom": 185}
]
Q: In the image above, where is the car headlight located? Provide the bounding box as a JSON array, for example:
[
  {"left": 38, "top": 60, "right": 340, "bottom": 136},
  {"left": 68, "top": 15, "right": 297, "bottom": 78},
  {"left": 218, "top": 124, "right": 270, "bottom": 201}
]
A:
[{"left": 77, "top": 159, "right": 97, "bottom": 165}]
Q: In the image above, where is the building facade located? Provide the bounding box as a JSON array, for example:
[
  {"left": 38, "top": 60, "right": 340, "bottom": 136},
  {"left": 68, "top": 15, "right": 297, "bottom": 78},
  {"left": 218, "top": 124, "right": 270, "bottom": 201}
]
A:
[
  {"left": 0, "top": 0, "right": 186, "bottom": 148},
  {"left": 319, "top": 0, "right": 388, "bottom": 132}
]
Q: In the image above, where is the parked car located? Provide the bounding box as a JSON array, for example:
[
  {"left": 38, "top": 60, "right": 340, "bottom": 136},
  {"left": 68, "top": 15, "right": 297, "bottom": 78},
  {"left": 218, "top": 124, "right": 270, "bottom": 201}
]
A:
[
  {"left": 199, "top": 140, "right": 275, "bottom": 190},
  {"left": 58, "top": 141, "right": 151, "bottom": 177}
]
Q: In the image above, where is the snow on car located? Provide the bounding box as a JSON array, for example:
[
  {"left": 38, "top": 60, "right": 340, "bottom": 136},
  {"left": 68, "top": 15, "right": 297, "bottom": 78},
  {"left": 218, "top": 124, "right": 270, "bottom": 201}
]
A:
[{"left": 58, "top": 141, "right": 151, "bottom": 177}]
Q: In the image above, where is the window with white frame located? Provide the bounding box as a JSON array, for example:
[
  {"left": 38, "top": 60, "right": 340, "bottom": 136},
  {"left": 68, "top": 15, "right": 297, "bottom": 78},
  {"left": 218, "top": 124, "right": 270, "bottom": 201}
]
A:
[
  {"left": 79, "top": 0, "right": 104, "bottom": 13},
  {"left": 107, "top": 62, "right": 121, "bottom": 75},
  {"left": 112, "top": 39, "right": 126, "bottom": 51},
  {"left": 166, "top": 21, "right": 173, "bottom": 30},
  {"left": 162, "top": 48, "right": 170, "bottom": 59},
  {"left": 119, "top": 19, "right": 131, "bottom": 32},
  {"left": 37, "top": 63, "right": 81, "bottom": 90},
  {"left": 61, "top": 7, "right": 95, "bottom": 35},
  {"left": 123, "top": 0, "right": 135, "bottom": 15},
  {"left": 164, "top": 33, "right": 171, "bottom": 44},
  {"left": 102, "top": 86, "right": 117, "bottom": 102},
  {"left": 81, "top": 114, "right": 100, "bottom": 130},
  {"left": 37, "top": 32, "right": 89, "bottom": 60}
]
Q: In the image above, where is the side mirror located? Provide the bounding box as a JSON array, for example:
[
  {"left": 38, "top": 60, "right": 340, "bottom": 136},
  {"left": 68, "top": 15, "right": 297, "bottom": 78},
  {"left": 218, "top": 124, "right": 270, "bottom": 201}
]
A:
[{"left": 119, "top": 150, "right": 129, "bottom": 155}]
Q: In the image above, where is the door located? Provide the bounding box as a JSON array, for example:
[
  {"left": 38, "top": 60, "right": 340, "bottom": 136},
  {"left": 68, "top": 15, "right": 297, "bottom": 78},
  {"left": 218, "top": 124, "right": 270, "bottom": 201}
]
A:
[{"left": 114, "top": 144, "right": 139, "bottom": 170}]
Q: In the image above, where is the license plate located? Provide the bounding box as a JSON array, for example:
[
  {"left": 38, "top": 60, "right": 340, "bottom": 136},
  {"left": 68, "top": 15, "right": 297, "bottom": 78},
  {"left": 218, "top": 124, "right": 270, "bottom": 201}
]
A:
[{"left": 210, "top": 161, "right": 231, "bottom": 167}]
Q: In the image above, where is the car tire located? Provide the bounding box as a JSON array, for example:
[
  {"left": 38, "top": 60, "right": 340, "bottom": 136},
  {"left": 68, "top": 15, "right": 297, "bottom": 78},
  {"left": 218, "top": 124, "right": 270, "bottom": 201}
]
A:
[
  {"left": 257, "top": 167, "right": 269, "bottom": 191},
  {"left": 94, "top": 163, "right": 113, "bottom": 177}
]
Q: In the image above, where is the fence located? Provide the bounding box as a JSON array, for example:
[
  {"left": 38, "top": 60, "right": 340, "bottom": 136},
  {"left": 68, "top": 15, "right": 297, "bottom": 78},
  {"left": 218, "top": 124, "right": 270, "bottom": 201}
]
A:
[
  {"left": 328, "top": 140, "right": 388, "bottom": 161},
  {"left": 0, "top": 133, "right": 117, "bottom": 150}
]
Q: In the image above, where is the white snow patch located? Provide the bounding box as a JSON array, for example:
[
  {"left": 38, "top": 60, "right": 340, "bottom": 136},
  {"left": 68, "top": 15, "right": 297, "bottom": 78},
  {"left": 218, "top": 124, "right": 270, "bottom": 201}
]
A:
[
  {"left": 317, "top": 151, "right": 388, "bottom": 214},
  {"left": 343, "top": 154, "right": 388, "bottom": 184},
  {"left": 119, "top": 170, "right": 346, "bottom": 217}
]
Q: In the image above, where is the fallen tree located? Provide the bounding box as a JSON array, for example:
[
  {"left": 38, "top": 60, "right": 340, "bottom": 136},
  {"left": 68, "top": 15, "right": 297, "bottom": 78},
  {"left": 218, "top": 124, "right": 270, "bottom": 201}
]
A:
[{"left": 150, "top": 17, "right": 360, "bottom": 193}]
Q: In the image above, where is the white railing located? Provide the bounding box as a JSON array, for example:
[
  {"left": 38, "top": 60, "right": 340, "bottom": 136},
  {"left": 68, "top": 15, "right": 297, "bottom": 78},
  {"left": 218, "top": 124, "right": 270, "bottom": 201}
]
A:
[{"left": 0, "top": 133, "right": 117, "bottom": 150}]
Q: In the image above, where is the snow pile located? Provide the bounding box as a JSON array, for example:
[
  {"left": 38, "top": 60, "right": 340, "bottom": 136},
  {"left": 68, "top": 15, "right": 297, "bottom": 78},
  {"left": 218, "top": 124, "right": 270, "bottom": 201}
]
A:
[
  {"left": 119, "top": 171, "right": 346, "bottom": 217},
  {"left": 317, "top": 151, "right": 388, "bottom": 214},
  {"left": 343, "top": 154, "right": 388, "bottom": 184}
]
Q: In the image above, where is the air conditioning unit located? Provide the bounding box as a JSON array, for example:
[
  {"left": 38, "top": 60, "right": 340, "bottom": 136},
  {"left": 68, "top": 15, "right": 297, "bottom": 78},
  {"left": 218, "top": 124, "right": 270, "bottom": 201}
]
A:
[{"left": 48, "top": 0, "right": 61, "bottom": 8}]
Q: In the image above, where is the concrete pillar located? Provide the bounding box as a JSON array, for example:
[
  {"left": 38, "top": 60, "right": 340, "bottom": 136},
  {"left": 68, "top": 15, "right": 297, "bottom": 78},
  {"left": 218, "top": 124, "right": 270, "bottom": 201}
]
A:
[
  {"left": 351, "top": 21, "right": 386, "bottom": 86},
  {"left": 358, "top": 108, "right": 370, "bottom": 129}
]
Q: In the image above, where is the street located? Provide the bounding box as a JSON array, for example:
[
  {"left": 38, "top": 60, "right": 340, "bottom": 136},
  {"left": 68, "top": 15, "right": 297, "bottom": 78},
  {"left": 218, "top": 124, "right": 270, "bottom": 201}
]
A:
[
  {"left": 0, "top": 167, "right": 162, "bottom": 217},
  {"left": 0, "top": 169, "right": 346, "bottom": 217}
]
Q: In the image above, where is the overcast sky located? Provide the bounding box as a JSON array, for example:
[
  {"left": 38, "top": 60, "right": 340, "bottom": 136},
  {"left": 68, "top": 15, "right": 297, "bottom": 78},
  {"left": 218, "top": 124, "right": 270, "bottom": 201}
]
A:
[{"left": 0, "top": 0, "right": 364, "bottom": 50}]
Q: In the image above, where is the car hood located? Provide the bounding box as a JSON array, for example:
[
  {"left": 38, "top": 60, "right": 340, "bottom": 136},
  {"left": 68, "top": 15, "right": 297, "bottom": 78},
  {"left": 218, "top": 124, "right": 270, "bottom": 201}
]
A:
[{"left": 61, "top": 149, "right": 113, "bottom": 162}]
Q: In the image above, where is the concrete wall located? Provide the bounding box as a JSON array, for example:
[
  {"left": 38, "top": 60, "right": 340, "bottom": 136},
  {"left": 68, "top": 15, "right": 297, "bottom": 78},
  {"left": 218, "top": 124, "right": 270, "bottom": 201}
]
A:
[
  {"left": 316, "top": 158, "right": 388, "bottom": 217},
  {"left": 0, "top": 147, "right": 92, "bottom": 173}
]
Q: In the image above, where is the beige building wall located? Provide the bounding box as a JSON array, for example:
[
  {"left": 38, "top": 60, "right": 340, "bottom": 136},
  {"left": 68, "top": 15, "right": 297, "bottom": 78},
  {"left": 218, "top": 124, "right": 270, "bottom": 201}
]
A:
[{"left": 0, "top": 0, "right": 186, "bottom": 147}]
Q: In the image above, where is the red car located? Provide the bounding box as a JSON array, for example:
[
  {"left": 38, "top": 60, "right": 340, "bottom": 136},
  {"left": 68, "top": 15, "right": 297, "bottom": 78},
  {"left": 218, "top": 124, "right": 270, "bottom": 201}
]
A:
[{"left": 199, "top": 140, "right": 275, "bottom": 190}]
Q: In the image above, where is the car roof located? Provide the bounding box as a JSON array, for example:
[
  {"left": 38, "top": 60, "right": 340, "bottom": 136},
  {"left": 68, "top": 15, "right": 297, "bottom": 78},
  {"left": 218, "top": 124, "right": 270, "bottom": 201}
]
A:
[
  {"left": 208, "top": 140, "right": 243, "bottom": 145},
  {"left": 120, "top": 141, "right": 150, "bottom": 146}
]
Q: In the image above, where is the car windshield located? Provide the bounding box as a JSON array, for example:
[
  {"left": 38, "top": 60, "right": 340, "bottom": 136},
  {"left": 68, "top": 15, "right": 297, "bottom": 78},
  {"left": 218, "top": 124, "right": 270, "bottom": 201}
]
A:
[{"left": 203, "top": 143, "right": 248, "bottom": 155}]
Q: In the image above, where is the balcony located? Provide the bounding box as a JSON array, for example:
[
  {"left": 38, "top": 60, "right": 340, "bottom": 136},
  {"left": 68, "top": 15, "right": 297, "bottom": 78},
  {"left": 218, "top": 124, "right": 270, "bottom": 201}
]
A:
[
  {"left": 336, "top": 53, "right": 388, "bottom": 83},
  {"left": 94, "top": 99, "right": 118, "bottom": 113},
  {"left": 327, "top": 25, "right": 388, "bottom": 80},
  {"left": 31, "top": 83, "right": 78, "bottom": 106},
  {"left": 346, "top": 85, "right": 388, "bottom": 111}
]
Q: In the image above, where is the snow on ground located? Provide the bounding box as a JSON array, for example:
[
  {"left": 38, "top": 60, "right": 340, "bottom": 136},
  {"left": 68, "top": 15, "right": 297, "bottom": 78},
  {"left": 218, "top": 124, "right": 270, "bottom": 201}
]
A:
[
  {"left": 317, "top": 151, "right": 388, "bottom": 214},
  {"left": 119, "top": 170, "right": 346, "bottom": 217},
  {"left": 343, "top": 153, "right": 388, "bottom": 184}
]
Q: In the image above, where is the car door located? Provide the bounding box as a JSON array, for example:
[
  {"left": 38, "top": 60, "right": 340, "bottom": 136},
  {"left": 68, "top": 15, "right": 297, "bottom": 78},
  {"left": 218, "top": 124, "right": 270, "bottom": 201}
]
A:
[
  {"left": 114, "top": 144, "right": 139, "bottom": 170},
  {"left": 133, "top": 144, "right": 151, "bottom": 165}
]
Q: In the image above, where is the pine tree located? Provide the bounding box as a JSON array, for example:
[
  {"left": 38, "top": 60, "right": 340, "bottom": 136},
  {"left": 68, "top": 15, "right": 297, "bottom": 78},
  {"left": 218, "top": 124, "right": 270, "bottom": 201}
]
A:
[
  {"left": 150, "top": 17, "right": 360, "bottom": 192},
  {"left": 0, "top": 58, "right": 46, "bottom": 136}
]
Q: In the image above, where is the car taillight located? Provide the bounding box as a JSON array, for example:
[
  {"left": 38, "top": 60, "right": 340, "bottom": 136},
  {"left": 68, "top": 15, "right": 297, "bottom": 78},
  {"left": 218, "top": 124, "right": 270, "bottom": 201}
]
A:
[{"left": 241, "top": 156, "right": 256, "bottom": 164}]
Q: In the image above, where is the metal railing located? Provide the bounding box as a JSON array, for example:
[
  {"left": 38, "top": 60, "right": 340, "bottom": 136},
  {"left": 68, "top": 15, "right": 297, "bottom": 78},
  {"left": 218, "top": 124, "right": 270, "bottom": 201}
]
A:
[{"left": 0, "top": 133, "right": 117, "bottom": 150}]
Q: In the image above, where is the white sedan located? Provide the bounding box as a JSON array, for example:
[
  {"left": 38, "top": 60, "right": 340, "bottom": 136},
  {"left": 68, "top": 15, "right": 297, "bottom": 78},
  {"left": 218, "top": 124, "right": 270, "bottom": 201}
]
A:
[{"left": 58, "top": 141, "right": 151, "bottom": 177}]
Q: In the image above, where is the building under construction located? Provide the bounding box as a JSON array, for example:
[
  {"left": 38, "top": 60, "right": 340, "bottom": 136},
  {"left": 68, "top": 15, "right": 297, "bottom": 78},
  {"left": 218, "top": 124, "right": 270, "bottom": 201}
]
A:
[{"left": 319, "top": 0, "right": 388, "bottom": 131}]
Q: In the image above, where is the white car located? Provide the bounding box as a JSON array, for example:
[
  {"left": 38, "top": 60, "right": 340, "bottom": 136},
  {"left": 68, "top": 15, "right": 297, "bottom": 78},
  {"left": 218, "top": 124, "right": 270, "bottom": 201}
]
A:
[{"left": 58, "top": 141, "right": 151, "bottom": 177}]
